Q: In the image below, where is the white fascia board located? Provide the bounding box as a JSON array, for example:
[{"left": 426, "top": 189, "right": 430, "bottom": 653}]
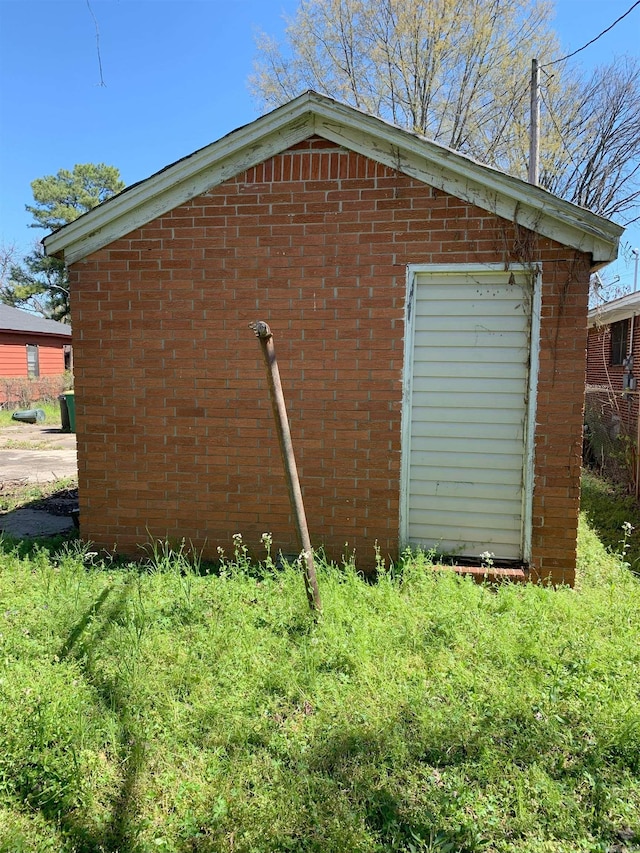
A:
[
  {"left": 44, "top": 100, "right": 318, "bottom": 265},
  {"left": 309, "top": 97, "right": 622, "bottom": 266},
  {"left": 44, "top": 90, "right": 622, "bottom": 268},
  {"left": 588, "top": 291, "right": 640, "bottom": 327}
]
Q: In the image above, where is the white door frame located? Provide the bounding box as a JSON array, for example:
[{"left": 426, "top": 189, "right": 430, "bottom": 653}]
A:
[{"left": 399, "top": 263, "right": 542, "bottom": 563}]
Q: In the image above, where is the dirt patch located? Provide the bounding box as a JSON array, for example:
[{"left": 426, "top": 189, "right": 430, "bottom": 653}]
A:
[
  {"left": 0, "top": 507, "right": 76, "bottom": 538},
  {"left": 0, "top": 481, "right": 78, "bottom": 538},
  {"left": 29, "top": 485, "right": 79, "bottom": 516},
  {"left": 0, "top": 478, "right": 77, "bottom": 511}
]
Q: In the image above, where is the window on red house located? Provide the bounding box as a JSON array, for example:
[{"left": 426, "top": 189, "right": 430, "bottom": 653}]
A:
[
  {"left": 26, "top": 344, "right": 39, "bottom": 377},
  {"left": 611, "top": 320, "right": 628, "bottom": 366}
]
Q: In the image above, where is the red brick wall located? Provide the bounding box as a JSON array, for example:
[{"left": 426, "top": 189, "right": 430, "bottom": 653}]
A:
[
  {"left": 69, "top": 136, "right": 591, "bottom": 584},
  {"left": 532, "top": 252, "right": 591, "bottom": 585},
  {"left": 587, "top": 324, "right": 613, "bottom": 389},
  {"left": 587, "top": 318, "right": 640, "bottom": 391},
  {"left": 586, "top": 319, "right": 640, "bottom": 435}
]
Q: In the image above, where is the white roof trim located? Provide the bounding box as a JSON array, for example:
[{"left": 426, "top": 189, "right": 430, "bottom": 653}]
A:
[
  {"left": 588, "top": 291, "right": 640, "bottom": 327},
  {"left": 44, "top": 91, "right": 622, "bottom": 268}
]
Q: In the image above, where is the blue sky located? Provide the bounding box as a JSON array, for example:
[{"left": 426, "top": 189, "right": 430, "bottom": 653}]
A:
[{"left": 1, "top": 0, "right": 639, "bottom": 290}]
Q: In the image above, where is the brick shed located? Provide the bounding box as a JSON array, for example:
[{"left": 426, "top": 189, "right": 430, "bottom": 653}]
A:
[{"left": 44, "top": 92, "right": 621, "bottom": 585}]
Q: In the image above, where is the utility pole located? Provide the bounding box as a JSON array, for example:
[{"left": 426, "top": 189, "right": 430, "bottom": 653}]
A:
[{"left": 528, "top": 58, "right": 540, "bottom": 186}]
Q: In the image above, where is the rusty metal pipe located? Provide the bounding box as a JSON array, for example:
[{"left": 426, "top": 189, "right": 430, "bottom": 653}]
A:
[{"left": 250, "top": 321, "right": 322, "bottom": 612}]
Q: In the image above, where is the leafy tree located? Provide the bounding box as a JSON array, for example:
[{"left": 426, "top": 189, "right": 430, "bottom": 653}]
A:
[
  {"left": 251, "top": 0, "right": 640, "bottom": 223},
  {"left": 1, "top": 243, "right": 71, "bottom": 323},
  {"left": 1, "top": 163, "right": 125, "bottom": 322},
  {"left": 26, "top": 163, "right": 124, "bottom": 232}
]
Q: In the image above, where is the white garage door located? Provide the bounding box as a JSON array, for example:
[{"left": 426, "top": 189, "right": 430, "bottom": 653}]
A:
[{"left": 400, "top": 265, "right": 540, "bottom": 562}]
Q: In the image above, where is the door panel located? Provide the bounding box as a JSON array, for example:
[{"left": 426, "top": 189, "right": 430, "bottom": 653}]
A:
[{"left": 403, "top": 268, "right": 533, "bottom": 560}]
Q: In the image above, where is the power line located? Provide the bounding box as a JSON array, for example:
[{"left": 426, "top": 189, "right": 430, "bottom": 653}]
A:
[
  {"left": 86, "top": 0, "right": 106, "bottom": 87},
  {"left": 541, "top": 0, "right": 640, "bottom": 69}
]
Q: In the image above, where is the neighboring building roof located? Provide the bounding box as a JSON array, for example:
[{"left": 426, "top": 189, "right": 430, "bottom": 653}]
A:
[
  {"left": 43, "top": 90, "right": 623, "bottom": 269},
  {"left": 588, "top": 291, "right": 640, "bottom": 328},
  {"left": 0, "top": 303, "right": 71, "bottom": 337}
]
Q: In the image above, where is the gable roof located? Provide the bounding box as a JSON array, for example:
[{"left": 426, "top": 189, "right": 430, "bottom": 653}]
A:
[
  {"left": 588, "top": 291, "right": 640, "bottom": 328},
  {"left": 43, "top": 90, "right": 622, "bottom": 269},
  {"left": 0, "top": 303, "right": 71, "bottom": 337}
]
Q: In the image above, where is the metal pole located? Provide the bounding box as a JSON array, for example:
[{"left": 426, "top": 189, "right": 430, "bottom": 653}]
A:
[
  {"left": 528, "top": 58, "right": 540, "bottom": 186},
  {"left": 250, "top": 321, "right": 322, "bottom": 612}
]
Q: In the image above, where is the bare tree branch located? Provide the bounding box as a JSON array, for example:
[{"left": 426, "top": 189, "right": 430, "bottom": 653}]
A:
[{"left": 251, "top": 0, "right": 640, "bottom": 223}]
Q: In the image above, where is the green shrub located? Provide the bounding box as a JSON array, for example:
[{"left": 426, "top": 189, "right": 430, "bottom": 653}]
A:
[{"left": 0, "top": 372, "right": 73, "bottom": 409}]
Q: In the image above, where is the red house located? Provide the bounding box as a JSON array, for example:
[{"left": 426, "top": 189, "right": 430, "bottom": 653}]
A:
[
  {"left": 0, "top": 303, "right": 72, "bottom": 405},
  {"left": 44, "top": 92, "right": 622, "bottom": 584},
  {"left": 586, "top": 292, "right": 640, "bottom": 480}
]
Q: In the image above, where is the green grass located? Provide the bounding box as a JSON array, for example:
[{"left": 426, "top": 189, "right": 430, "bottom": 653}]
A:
[
  {"left": 2, "top": 439, "right": 65, "bottom": 450},
  {"left": 580, "top": 469, "right": 640, "bottom": 575},
  {"left": 0, "top": 400, "right": 62, "bottom": 429},
  {"left": 0, "top": 518, "right": 638, "bottom": 850}
]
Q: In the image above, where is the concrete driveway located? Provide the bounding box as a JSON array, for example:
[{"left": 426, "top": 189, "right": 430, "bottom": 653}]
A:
[
  {"left": 0, "top": 423, "right": 77, "bottom": 482},
  {"left": 0, "top": 422, "right": 78, "bottom": 537}
]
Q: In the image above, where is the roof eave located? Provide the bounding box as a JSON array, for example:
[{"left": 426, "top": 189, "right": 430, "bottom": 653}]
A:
[
  {"left": 0, "top": 328, "right": 71, "bottom": 337},
  {"left": 306, "top": 94, "right": 621, "bottom": 267},
  {"left": 43, "top": 90, "right": 622, "bottom": 268},
  {"left": 588, "top": 292, "right": 640, "bottom": 327},
  {"left": 44, "top": 94, "right": 320, "bottom": 265}
]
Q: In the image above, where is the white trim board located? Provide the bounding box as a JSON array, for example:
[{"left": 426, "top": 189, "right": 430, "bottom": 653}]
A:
[
  {"left": 522, "top": 269, "right": 542, "bottom": 563},
  {"left": 44, "top": 91, "right": 621, "bottom": 269}
]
